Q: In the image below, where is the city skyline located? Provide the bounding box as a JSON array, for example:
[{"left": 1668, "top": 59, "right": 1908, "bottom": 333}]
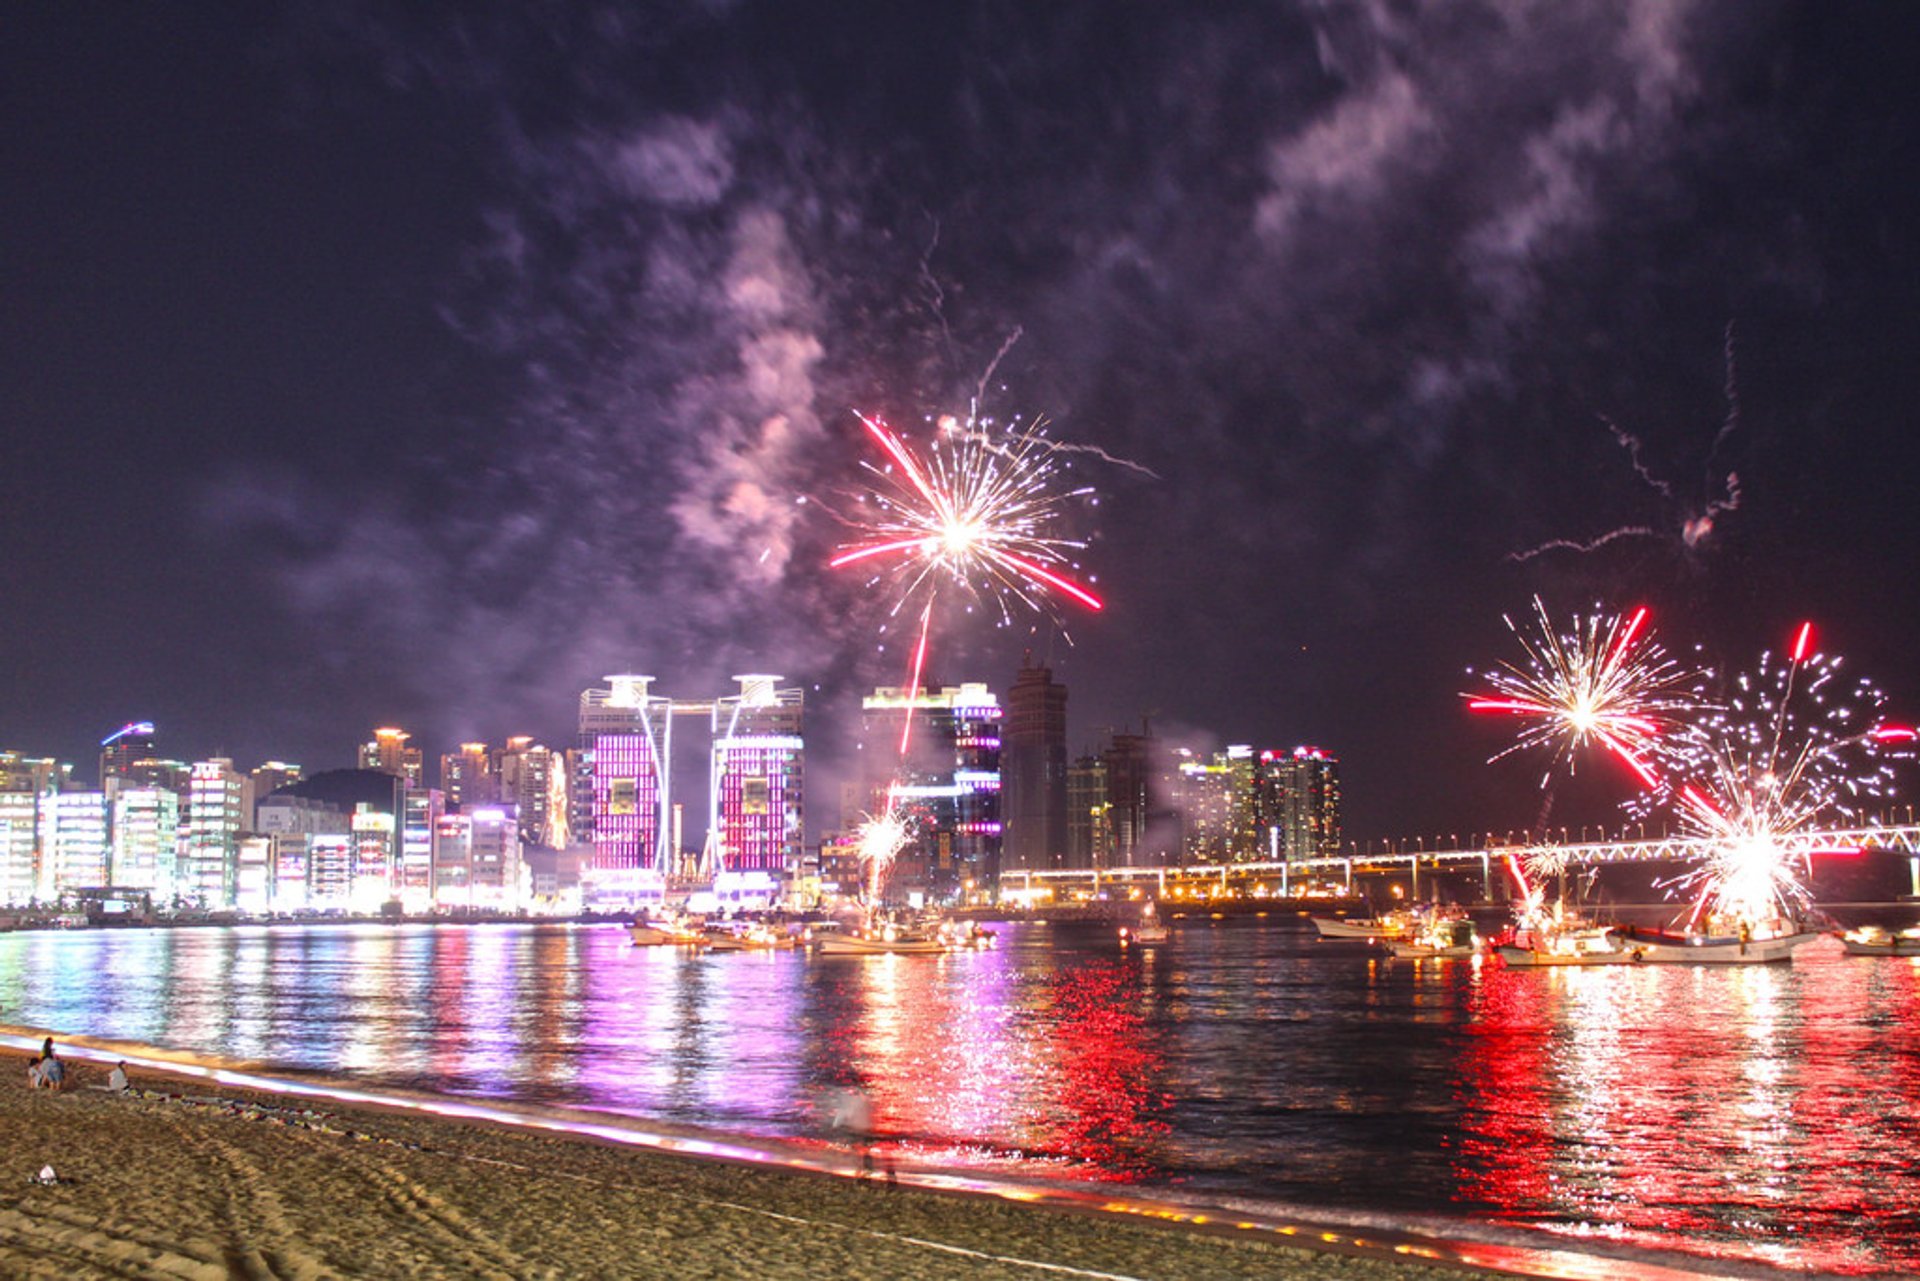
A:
[{"left": 7, "top": 5, "right": 1920, "bottom": 847}]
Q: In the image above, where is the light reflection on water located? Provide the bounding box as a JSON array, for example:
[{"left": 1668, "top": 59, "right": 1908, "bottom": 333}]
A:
[{"left": 1, "top": 917, "right": 1916, "bottom": 1274}]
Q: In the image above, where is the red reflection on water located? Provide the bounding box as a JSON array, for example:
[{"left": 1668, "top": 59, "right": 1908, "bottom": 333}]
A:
[
  {"left": 1455, "top": 945, "right": 1920, "bottom": 1275},
  {"left": 805, "top": 949, "right": 1168, "bottom": 1179},
  {"left": 1044, "top": 963, "right": 1171, "bottom": 1174}
]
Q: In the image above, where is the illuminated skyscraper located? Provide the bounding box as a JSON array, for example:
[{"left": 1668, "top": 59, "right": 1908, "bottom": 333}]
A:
[
  {"left": 578, "top": 675, "right": 672, "bottom": 898},
  {"left": 0, "top": 753, "right": 65, "bottom": 905},
  {"left": 1260, "top": 746, "right": 1342, "bottom": 861},
  {"left": 860, "top": 681, "right": 1001, "bottom": 903},
  {"left": 497, "top": 738, "right": 565, "bottom": 848},
  {"left": 440, "top": 742, "right": 495, "bottom": 810},
  {"left": 43, "top": 792, "right": 109, "bottom": 893},
  {"left": 1066, "top": 754, "right": 1113, "bottom": 870},
  {"left": 350, "top": 805, "right": 396, "bottom": 910},
  {"left": 110, "top": 787, "right": 180, "bottom": 892},
  {"left": 249, "top": 761, "right": 303, "bottom": 810},
  {"left": 464, "top": 807, "right": 522, "bottom": 910},
  {"left": 1001, "top": 661, "right": 1068, "bottom": 872},
  {"left": 358, "top": 728, "right": 423, "bottom": 787},
  {"left": 399, "top": 787, "right": 444, "bottom": 911},
  {"left": 1174, "top": 749, "right": 1235, "bottom": 862},
  {"left": 1103, "top": 730, "right": 1156, "bottom": 867},
  {"left": 98, "top": 721, "right": 156, "bottom": 786},
  {"left": 707, "top": 675, "right": 803, "bottom": 896},
  {"left": 184, "top": 759, "right": 246, "bottom": 907}
]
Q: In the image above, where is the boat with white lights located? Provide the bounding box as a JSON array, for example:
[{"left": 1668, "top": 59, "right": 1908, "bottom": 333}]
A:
[
  {"left": 1497, "top": 924, "right": 1635, "bottom": 967},
  {"left": 1389, "top": 917, "right": 1481, "bottom": 959},
  {"left": 1834, "top": 925, "right": 1920, "bottom": 956},
  {"left": 1119, "top": 900, "right": 1171, "bottom": 946},
  {"left": 627, "top": 917, "right": 708, "bottom": 947},
  {"left": 1310, "top": 910, "right": 1414, "bottom": 941},
  {"left": 1624, "top": 917, "right": 1820, "bottom": 964},
  {"left": 814, "top": 925, "right": 948, "bottom": 956}
]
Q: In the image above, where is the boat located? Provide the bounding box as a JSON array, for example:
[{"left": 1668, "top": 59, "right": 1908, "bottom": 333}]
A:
[
  {"left": 1119, "top": 901, "right": 1171, "bottom": 946},
  {"left": 1624, "top": 917, "right": 1820, "bottom": 964},
  {"left": 1310, "top": 911, "right": 1413, "bottom": 941},
  {"left": 934, "top": 919, "right": 997, "bottom": 950},
  {"left": 1834, "top": 925, "right": 1920, "bottom": 956},
  {"left": 1389, "top": 917, "right": 1481, "bottom": 959},
  {"left": 627, "top": 917, "right": 707, "bottom": 947},
  {"left": 1497, "top": 924, "right": 1636, "bottom": 967},
  {"left": 1495, "top": 900, "right": 1637, "bottom": 967},
  {"left": 814, "top": 927, "right": 949, "bottom": 956}
]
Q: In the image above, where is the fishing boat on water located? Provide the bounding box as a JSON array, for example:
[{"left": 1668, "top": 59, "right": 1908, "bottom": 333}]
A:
[
  {"left": 1834, "top": 925, "right": 1920, "bottom": 956},
  {"left": 1311, "top": 908, "right": 1417, "bottom": 941},
  {"left": 1497, "top": 922, "right": 1635, "bottom": 967},
  {"left": 1118, "top": 900, "right": 1171, "bottom": 946},
  {"left": 1389, "top": 917, "right": 1481, "bottom": 959},
  {"left": 627, "top": 916, "right": 708, "bottom": 947},
  {"left": 1624, "top": 916, "right": 1820, "bottom": 964},
  {"left": 814, "top": 924, "right": 948, "bottom": 955}
]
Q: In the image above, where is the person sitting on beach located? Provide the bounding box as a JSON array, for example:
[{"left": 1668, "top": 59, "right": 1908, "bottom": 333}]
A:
[
  {"left": 36, "top": 1053, "right": 64, "bottom": 1091},
  {"left": 107, "top": 1062, "right": 129, "bottom": 1093},
  {"left": 26, "top": 1056, "right": 43, "bottom": 1089}
]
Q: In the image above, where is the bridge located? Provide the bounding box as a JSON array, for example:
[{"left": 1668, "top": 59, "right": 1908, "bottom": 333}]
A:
[{"left": 998, "top": 824, "right": 1920, "bottom": 904}]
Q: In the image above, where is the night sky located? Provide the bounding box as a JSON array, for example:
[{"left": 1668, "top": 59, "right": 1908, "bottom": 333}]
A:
[{"left": 6, "top": 2, "right": 1920, "bottom": 845}]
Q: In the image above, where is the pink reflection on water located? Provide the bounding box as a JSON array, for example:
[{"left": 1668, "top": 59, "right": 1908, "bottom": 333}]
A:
[{"left": 1456, "top": 942, "right": 1920, "bottom": 1275}]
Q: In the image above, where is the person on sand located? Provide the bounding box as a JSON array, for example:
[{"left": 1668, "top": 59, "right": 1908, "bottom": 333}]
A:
[
  {"left": 41, "top": 1036, "right": 54, "bottom": 1061},
  {"left": 26, "top": 1056, "right": 43, "bottom": 1089},
  {"left": 37, "top": 1053, "right": 64, "bottom": 1091},
  {"left": 107, "top": 1062, "right": 129, "bottom": 1093}
]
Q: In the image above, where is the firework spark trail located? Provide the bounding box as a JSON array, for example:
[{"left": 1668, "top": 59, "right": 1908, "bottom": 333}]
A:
[
  {"left": 1505, "top": 525, "right": 1657, "bottom": 563},
  {"left": 1465, "top": 599, "right": 1706, "bottom": 790},
  {"left": 1635, "top": 622, "right": 1913, "bottom": 927},
  {"left": 898, "top": 603, "right": 932, "bottom": 756},
  {"left": 1509, "top": 327, "right": 1745, "bottom": 561}
]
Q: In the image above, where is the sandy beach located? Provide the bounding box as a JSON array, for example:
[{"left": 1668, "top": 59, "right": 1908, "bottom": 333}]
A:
[{"left": 0, "top": 1034, "right": 1729, "bottom": 1281}]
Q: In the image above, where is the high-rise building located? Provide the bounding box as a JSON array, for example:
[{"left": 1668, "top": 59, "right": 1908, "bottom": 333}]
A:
[
  {"left": 1174, "top": 749, "right": 1235, "bottom": 862},
  {"left": 1103, "top": 731, "right": 1156, "bottom": 867},
  {"left": 708, "top": 675, "right": 803, "bottom": 897},
  {"left": 1173, "top": 745, "right": 1261, "bottom": 863},
  {"left": 0, "top": 791, "right": 40, "bottom": 905},
  {"left": 1001, "top": 661, "right": 1068, "bottom": 872},
  {"left": 184, "top": 759, "right": 247, "bottom": 907},
  {"left": 110, "top": 787, "right": 180, "bottom": 893},
  {"left": 358, "top": 728, "right": 424, "bottom": 787},
  {"left": 0, "top": 751, "right": 70, "bottom": 796},
  {"left": 399, "top": 788, "right": 443, "bottom": 911},
  {"left": 464, "top": 807, "right": 523, "bottom": 910},
  {"left": 42, "top": 792, "right": 109, "bottom": 893},
  {"left": 1260, "top": 746, "right": 1342, "bottom": 861},
  {"left": 124, "top": 759, "right": 192, "bottom": 793},
  {"left": 1066, "top": 754, "right": 1112, "bottom": 870},
  {"left": 249, "top": 761, "right": 303, "bottom": 812},
  {"left": 860, "top": 681, "right": 1002, "bottom": 904},
  {"left": 0, "top": 752, "right": 64, "bottom": 906},
  {"left": 235, "top": 836, "right": 275, "bottom": 914},
  {"left": 497, "top": 738, "right": 566, "bottom": 848},
  {"left": 440, "top": 742, "right": 494, "bottom": 811},
  {"left": 309, "top": 833, "right": 353, "bottom": 908},
  {"left": 350, "top": 806, "right": 396, "bottom": 910},
  {"left": 98, "top": 722, "right": 156, "bottom": 786},
  {"left": 578, "top": 676, "right": 672, "bottom": 896}
]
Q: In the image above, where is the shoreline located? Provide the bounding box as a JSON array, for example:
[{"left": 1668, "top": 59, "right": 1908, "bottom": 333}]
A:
[{"left": 0, "top": 1025, "right": 1765, "bottom": 1280}]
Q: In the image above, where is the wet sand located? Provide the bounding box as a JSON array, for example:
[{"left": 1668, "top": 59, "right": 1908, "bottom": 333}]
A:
[{"left": 0, "top": 1035, "right": 1728, "bottom": 1280}]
